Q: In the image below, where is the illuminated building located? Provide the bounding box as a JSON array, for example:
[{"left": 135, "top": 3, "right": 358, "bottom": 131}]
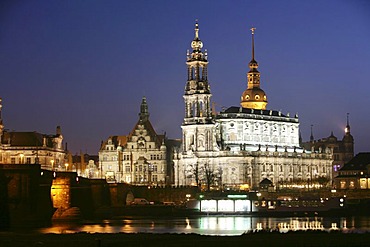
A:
[
  {"left": 301, "top": 116, "right": 354, "bottom": 178},
  {"left": 333, "top": 152, "right": 370, "bottom": 189},
  {"left": 0, "top": 98, "right": 66, "bottom": 170},
  {"left": 99, "top": 97, "right": 168, "bottom": 184},
  {"left": 67, "top": 153, "right": 99, "bottom": 178},
  {"left": 174, "top": 23, "right": 333, "bottom": 190}
]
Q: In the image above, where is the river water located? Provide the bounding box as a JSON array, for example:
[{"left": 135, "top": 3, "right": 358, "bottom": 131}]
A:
[{"left": 29, "top": 216, "right": 370, "bottom": 236}]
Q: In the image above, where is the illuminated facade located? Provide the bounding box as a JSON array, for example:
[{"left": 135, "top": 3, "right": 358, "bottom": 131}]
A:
[
  {"left": 301, "top": 117, "right": 354, "bottom": 178},
  {"left": 99, "top": 97, "right": 168, "bottom": 184},
  {"left": 0, "top": 98, "right": 66, "bottom": 170},
  {"left": 174, "top": 23, "right": 333, "bottom": 190}
]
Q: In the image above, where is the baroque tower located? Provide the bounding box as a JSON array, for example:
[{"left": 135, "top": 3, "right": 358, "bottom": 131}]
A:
[
  {"left": 182, "top": 22, "right": 215, "bottom": 153},
  {"left": 241, "top": 28, "right": 268, "bottom": 110}
]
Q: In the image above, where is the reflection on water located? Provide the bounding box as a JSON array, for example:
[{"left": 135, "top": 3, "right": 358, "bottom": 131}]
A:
[{"left": 34, "top": 216, "right": 370, "bottom": 236}]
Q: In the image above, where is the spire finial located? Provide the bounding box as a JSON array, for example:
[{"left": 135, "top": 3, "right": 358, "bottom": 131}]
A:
[
  {"left": 191, "top": 20, "right": 203, "bottom": 51},
  {"left": 345, "top": 113, "right": 351, "bottom": 134},
  {"left": 250, "top": 27, "right": 256, "bottom": 60},
  {"left": 347, "top": 112, "right": 350, "bottom": 126},
  {"left": 310, "top": 124, "right": 314, "bottom": 142},
  {"left": 195, "top": 19, "right": 199, "bottom": 39}
]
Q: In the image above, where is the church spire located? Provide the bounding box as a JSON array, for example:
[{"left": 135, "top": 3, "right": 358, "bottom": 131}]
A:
[
  {"left": 139, "top": 96, "right": 149, "bottom": 122},
  {"left": 183, "top": 21, "right": 212, "bottom": 125},
  {"left": 241, "top": 27, "right": 268, "bottom": 110},
  {"left": 251, "top": 27, "right": 256, "bottom": 62},
  {"left": 188, "top": 21, "right": 206, "bottom": 62},
  {"left": 345, "top": 113, "right": 351, "bottom": 134}
]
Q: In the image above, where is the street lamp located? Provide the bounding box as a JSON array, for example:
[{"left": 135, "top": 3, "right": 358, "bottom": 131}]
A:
[
  {"left": 65, "top": 163, "right": 69, "bottom": 171},
  {"left": 19, "top": 154, "right": 24, "bottom": 164}
]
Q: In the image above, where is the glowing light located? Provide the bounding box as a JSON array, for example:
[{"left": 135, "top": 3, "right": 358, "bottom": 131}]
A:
[
  {"left": 218, "top": 200, "right": 234, "bottom": 212},
  {"left": 227, "top": 194, "right": 247, "bottom": 199},
  {"left": 200, "top": 200, "right": 217, "bottom": 212}
]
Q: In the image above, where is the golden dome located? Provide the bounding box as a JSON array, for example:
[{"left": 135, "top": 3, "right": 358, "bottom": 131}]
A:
[{"left": 241, "top": 88, "right": 268, "bottom": 110}]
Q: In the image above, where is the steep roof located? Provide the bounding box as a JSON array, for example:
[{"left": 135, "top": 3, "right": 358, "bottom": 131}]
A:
[
  {"left": 127, "top": 119, "right": 164, "bottom": 148},
  {"left": 1, "top": 131, "right": 56, "bottom": 148},
  {"left": 100, "top": 135, "right": 128, "bottom": 150},
  {"left": 340, "top": 153, "right": 370, "bottom": 171},
  {"left": 259, "top": 178, "right": 273, "bottom": 185}
]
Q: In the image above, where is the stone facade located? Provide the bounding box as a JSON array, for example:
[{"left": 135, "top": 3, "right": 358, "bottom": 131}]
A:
[
  {"left": 174, "top": 23, "right": 333, "bottom": 190},
  {"left": 99, "top": 97, "right": 168, "bottom": 185}
]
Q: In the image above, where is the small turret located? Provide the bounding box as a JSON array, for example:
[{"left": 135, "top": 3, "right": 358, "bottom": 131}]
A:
[
  {"left": 56, "top": 126, "right": 62, "bottom": 136},
  {"left": 343, "top": 113, "right": 354, "bottom": 143},
  {"left": 310, "top": 124, "right": 314, "bottom": 143}
]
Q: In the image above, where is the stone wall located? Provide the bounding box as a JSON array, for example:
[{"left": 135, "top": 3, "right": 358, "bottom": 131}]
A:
[{"left": 0, "top": 164, "right": 54, "bottom": 228}]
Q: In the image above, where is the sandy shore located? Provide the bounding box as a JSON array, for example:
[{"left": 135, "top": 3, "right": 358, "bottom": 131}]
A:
[{"left": 1, "top": 231, "right": 370, "bottom": 247}]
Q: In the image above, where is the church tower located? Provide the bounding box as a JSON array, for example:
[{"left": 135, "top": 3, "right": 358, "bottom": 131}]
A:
[
  {"left": 343, "top": 113, "right": 354, "bottom": 162},
  {"left": 182, "top": 22, "right": 215, "bottom": 153},
  {"left": 241, "top": 28, "right": 268, "bottom": 110},
  {"left": 139, "top": 96, "right": 149, "bottom": 123}
]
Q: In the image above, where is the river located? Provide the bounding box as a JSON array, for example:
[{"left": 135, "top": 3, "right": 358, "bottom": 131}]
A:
[{"left": 23, "top": 215, "right": 370, "bottom": 236}]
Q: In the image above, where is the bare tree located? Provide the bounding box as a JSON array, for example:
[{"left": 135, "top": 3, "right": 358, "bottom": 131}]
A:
[
  {"left": 202, "top": 163, "right": 216, "bottom": 191},
  {"left": 188, "top": 163, "right": 201, "bottom": 188}
]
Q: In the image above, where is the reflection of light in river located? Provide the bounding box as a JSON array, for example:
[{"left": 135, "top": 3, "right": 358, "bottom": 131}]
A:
[
  {"left": 198, "top": 217, "right": 252, "bottom": 235},
  {"left": 186, "top": 218, "right": 191, "bottom": 229},
  {"left": 36, "top": 216, "right": 370, "bottom": 235}
]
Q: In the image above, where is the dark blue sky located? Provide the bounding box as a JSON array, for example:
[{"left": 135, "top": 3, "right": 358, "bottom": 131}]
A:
[{"left": 1, "top": 0, "right": 369, "bottom": 154}]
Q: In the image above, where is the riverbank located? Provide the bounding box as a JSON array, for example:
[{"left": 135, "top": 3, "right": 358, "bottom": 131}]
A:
[{"left": 1, "top": 231, "right": 370, "bottom": 247}]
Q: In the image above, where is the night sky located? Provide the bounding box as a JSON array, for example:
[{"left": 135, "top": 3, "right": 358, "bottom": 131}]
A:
[{"left": 1, "top": 0, "right": 369, "bottom": 154}]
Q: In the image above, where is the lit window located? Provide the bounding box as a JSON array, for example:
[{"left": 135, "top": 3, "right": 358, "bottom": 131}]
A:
[{"left": 349, "top": 181, "right": 355, "bottom": 189}]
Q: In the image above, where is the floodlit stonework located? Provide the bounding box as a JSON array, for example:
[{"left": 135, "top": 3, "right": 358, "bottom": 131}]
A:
[
  {"left": 99, "top": 97, "right": 168, "bottom": 184},
  {"left": 174, "top": 23, "right": 333, "bottom": 190}
]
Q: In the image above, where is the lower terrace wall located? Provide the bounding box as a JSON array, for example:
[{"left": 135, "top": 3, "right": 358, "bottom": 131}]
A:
[{"left": 0, "top": 164, "right": 54, "bottom": 228}]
